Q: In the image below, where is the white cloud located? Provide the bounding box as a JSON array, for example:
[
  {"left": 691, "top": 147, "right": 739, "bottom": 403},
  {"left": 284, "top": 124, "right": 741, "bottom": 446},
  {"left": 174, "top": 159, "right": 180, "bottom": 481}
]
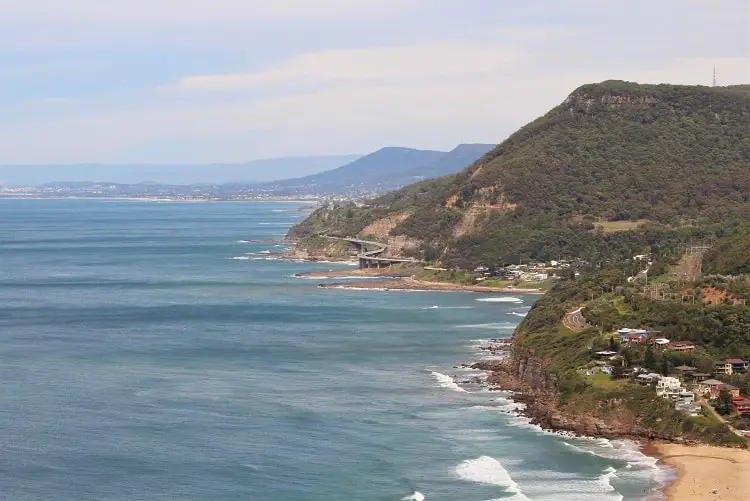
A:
[
  {"left": 3, "top": 54, "right": 748, "bottom": 164},
  {"left": 171, "top": 43, "right": 522, "bottom": 92}
]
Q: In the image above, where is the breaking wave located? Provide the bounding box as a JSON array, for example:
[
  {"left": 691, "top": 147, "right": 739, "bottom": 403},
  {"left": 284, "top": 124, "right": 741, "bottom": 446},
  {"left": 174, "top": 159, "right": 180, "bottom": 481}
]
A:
[
  {"left": 430, "top": 371, "right": 467, "bottom": 393},
  {"left": 456, "top": 456, "right": 531, "bottom": 500},
  {"left": 476, "top": 297, "right": 523, "bottom": 303},
  {"left": 400, "top": 492, "right": 425, "bottom": 501}
]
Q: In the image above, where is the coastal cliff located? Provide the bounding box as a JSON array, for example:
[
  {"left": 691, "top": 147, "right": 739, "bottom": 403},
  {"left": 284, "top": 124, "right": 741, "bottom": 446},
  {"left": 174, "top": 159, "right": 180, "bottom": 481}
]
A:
[
  {"left": 475, "top": 350, "right": 692, "bottom": 442},
  {"left": 283, "top": 235, "right": 355, "bottom": 262}
]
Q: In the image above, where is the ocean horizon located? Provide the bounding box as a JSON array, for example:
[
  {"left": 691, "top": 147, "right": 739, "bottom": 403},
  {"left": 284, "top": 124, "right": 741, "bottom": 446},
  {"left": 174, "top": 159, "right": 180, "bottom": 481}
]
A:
[{"left": 0, "top": 199, "right": 672, "bottom": 500}]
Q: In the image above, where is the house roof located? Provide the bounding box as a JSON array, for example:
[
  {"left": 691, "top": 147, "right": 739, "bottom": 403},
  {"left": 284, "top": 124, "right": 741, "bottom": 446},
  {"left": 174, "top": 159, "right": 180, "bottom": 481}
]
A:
[
  {"left": 727, "top": 358, "right": 746, "bottom": 364},
  {"left": 670, "top": 341, "right": 695, "bottom": 346},
  {"left": 676, "top": 365, "right": 697, "bottom": 371},
  {"left": 702, "top": 379, "right": 724, "bottom": 386}
]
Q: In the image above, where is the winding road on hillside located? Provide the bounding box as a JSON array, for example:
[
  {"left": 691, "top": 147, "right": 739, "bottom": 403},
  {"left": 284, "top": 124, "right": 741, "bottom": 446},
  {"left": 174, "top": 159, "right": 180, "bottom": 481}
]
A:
[{"left": 563, "top": 307, "right": 588, "bottom": 331}]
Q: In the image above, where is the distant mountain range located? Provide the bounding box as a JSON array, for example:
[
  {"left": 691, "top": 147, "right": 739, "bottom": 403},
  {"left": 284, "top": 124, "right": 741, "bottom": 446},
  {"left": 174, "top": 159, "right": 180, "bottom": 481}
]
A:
[
  {"left": 261, "top": 144, "right": 496, "bottom": 193},
  {"left": 0, "top": 155, "right": 362, "bottom": 186},
  {"left": 2, "top": 144, "right": 495, "bottom": 198}
]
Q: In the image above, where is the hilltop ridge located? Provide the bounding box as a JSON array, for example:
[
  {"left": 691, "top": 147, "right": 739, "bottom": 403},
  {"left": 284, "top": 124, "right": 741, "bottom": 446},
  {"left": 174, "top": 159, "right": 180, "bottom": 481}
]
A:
[
  {"left": 262, "top": 144, "right": 494, "bottom": 195},
  {"left": 287, "top": 80, "right": 750, "bottom": 267}
]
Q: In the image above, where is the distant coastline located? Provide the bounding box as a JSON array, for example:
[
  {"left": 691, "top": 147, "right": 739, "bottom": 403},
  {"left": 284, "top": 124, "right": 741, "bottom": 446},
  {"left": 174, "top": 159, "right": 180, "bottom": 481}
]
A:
[
  {"left": 319, "top": 278, "right": 545, "bottom": 294},
  {"left": 0, "top": 195, "right": 320, "bottom": 203}
]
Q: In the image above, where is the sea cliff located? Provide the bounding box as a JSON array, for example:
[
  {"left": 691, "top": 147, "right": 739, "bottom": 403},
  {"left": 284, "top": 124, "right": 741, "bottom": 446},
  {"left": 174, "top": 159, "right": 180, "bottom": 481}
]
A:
[{"left": 475, "top": 348, "right": 694, "bottom": 443}]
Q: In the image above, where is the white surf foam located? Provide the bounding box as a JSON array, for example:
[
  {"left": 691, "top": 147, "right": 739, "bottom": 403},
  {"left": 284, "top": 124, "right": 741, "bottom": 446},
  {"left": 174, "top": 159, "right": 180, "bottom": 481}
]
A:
[
  {"left": 401, "top": 492, "right": 425, "bottom": 501},
  {"left": 476, "top": 297, "right": 523, "bottom": 303},
  {"left": 430, "top": 371, "right": 467, "bottom": 393},
  {"left": 456, "top": 456, "right": 531, "bottom": 500},
  {"left": 459, "top": 322, "right": 517, "bottom": 329},
  {"left": 597, "top": 466, "right": 620, "bottom": 498},
  {"left": 230, "top": 256, "right": 251, "bottom": 260},
  {"left": 420, "top": 305, "right": 474, "bottom": 310},
  {"left": 259, "top": 250, "right": 272, "bottom": 254},
  {"left": 512, "top": 468, "right": 624, "bottom": 500},
  {"left": 507, "top": 311, "right": 528, "bottom": 317},
  {"left": 237, "top": 239, "right": 251, "bottom": 243}
]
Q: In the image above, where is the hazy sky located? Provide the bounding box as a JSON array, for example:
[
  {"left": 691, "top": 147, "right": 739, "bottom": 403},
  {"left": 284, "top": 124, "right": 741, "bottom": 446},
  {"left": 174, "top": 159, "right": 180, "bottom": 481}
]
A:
[{"left": 0, "top": 0, "right": 748, "bottom": 164}]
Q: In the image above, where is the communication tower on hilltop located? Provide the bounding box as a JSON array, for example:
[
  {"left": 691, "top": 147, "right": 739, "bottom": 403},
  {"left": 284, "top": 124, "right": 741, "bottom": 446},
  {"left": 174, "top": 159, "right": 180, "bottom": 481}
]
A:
[{"left": 713, "top": 65, "right": 717, "bottom": 87}]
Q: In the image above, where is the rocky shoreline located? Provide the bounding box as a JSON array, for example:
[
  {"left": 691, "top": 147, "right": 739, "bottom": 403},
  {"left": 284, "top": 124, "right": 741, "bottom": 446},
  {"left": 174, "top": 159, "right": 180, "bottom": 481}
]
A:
[{"left": 472, "top": 351, "right": 694, "bottom": 444}]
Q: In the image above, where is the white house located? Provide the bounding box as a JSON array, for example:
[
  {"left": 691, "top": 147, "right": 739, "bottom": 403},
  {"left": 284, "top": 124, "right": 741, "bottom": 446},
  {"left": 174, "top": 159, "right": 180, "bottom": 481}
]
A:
[{"left": 656, "top": 377, "right": 683, "bottom": 398}]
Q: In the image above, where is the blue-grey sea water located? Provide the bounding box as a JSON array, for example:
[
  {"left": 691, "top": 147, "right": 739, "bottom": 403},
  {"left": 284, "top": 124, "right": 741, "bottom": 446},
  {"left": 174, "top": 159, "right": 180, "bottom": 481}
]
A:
[{"left": 0, "top": 199, "right": 670, "bottom": 500}]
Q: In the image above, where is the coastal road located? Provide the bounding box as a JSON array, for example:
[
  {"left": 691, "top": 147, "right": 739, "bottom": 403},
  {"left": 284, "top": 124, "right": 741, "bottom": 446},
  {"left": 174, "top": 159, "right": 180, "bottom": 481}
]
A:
[{"left": 563, "top": 307, "right": 588, "bottom": 332}]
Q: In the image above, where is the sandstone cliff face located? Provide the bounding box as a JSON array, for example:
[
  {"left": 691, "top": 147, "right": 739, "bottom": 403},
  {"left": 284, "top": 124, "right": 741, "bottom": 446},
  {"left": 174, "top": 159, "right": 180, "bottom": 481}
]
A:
[
  {"left": 283, "top": 237, "right": 355, "bottom": 262},
  {"left": 476, "top": 349, "right": 689, "bottom": 442}
]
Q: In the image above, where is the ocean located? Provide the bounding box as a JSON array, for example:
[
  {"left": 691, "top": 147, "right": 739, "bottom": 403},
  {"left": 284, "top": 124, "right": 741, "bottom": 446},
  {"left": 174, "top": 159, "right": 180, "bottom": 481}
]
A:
[{"left": 0, "top": 199, "right": 671, "bottom": 500}]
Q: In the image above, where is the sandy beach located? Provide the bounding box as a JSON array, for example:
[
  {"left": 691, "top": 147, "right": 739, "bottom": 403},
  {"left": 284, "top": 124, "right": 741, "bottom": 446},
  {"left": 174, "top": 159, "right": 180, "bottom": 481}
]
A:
[{"left": 652, "top": 443, "right": 750, "bottom": 500}]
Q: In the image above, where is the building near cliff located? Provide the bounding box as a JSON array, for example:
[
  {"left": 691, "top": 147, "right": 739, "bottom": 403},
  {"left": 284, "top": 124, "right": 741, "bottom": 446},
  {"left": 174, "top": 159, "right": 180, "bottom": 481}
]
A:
[
  {"left": 714, "top": 358, "right": 749, "bottom": 376},
  {"left": 617, "top": 328, "right": 649, "bottom": 343},
  {"left": 733, "top": 398, "right": 750, "bottom": 416},
  {"left": 656, "top": 377, "right": 682, "bottom": 398},
  {"left": 668, "top": 341, "right": 696, "bottom": 352}
]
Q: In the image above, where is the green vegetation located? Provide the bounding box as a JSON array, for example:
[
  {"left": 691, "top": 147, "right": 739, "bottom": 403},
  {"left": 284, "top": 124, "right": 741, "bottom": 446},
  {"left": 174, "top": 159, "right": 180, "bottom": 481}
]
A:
[
  {"left": 514, "top": 258, "right": 749, "bottom": 445},
  {"left": 703, "top": 222, "right": 750, "bottom": 275},
  {"left": 289, "top": 81, "right": 750, "bottom": 269}
]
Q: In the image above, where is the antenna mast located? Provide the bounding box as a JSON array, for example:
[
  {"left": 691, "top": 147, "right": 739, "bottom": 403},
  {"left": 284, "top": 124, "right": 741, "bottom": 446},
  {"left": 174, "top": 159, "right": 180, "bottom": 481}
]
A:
[{"left": 713, "top": 65, "right": 717, "bottom": 87}]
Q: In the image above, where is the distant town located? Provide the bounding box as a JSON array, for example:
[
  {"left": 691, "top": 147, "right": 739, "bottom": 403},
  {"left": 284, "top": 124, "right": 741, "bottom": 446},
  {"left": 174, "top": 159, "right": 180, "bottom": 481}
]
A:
[{"left": 0, "top": 181, "right": 374, "bottom": 202}]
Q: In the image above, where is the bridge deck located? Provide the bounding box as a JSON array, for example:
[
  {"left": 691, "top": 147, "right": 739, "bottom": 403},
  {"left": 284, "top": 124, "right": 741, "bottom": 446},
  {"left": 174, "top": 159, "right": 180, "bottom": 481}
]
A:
[{"left": 323, "top": 236, "right": 423, "bottom": 268}]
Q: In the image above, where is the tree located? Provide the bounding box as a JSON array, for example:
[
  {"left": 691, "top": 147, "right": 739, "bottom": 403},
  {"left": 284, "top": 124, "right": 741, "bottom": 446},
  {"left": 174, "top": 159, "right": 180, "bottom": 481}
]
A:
[
  {"left": 608, "top": 336, "right": 619, "bottom": 352},
  {"left": 644, "top": 345, "right": 656, "bottom": 370},
  {"left": 716, "top": 388, "right": 734, "bottom": 415},
  {"left": 660, "top": 357, "right": 670, "bottom": 376}
]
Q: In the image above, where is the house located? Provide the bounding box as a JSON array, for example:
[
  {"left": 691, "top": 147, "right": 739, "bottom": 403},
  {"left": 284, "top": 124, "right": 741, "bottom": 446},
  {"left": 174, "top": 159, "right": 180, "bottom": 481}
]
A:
[
  {"left": 668, "top": 341, "right": 695, "bottom": 352},
  {"left": 595, "top": 350, "right": 618, "bottom": 358},
  {"left": 675, "top": 365, "right": 697, "bottom": 378},
  {"left": 635, "top": 373, "right": 661, "bottom": 384},
  {"left": 618, "top": 328, "right": 649, "bottom": 343},
  {"left": 714, "top": 360, "right": 733, "bottom": 375},
  {"left": 688, "top": 372, "right": 711, "bottom": 382},
  {"left": 730, "top": 358, "right": 749, "bottom": 374},
  {"left": 727, "top": 358, "right": 749, "bottom": 374},
  {"left": 652, "top": 338, "right": 671, "bottom": 347},
  {"left": 733, "top": 398, "right": 750, "bottom": 416},
  {"left": 700, "top": 380, "right": 741, "bottom": 399},
  {"left": 720, "top": 384, "right": 741, "bottom": 399},
  {"left": 656, "top": 377, "right": 683, "bottom": 399},
  {"left": 677, "top": 391, "right": 695, "bottom": 405},
  {"left": 696, "top": 379, "right": 724, "bottom": 397}
]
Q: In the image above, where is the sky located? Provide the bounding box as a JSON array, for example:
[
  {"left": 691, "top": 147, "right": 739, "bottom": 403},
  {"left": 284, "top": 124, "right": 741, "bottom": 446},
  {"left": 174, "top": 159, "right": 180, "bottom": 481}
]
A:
[{"left": 0, "top": 0, "right": 748, "bottom": 171}]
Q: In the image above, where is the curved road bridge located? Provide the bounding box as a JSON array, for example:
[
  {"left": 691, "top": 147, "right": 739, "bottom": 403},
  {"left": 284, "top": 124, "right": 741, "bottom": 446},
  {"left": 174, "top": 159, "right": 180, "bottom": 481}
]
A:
[{"left": 323, "top": 236, "right": 423, "bottom": 269}]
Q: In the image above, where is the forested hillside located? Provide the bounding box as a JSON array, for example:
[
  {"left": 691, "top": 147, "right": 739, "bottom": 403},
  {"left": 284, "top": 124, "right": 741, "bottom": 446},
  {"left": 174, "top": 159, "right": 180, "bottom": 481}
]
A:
[
  {"left": 288, "top": 81, "right": 750, "bottom": 268},
  {"left": 703, "top": 223, "right": 750, "bottom": 275}
]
